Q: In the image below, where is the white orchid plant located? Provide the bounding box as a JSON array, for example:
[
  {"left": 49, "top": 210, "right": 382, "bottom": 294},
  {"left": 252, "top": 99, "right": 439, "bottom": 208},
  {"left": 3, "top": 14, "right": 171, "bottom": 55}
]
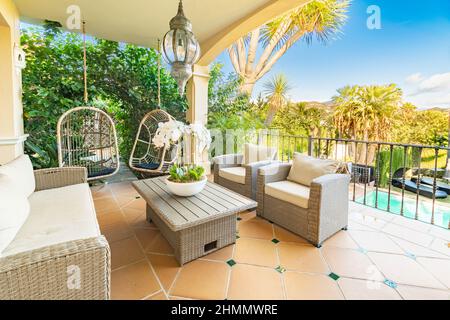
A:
[
  {"left": 152, "top": 120, "right": 185, "bottom": 149},
  {"left": 152, "top": 120, "right": 211, "bottom": 152}
]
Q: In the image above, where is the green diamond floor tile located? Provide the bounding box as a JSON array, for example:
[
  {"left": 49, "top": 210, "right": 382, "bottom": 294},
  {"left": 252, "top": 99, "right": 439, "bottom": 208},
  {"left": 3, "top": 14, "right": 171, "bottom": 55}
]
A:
[
  {"left": 271, "top": 238, "right": 280, "bottom": 244},
  {"left": 406, "top": 252, "right": 416, "bottom": 260},
  {"left": 328, "top": 273, "right": 340, "bottom": 281},
  {"left": 384, "top": 279, "right": 397, "bottom": 289},
  {"left": 226, "top": 259, "right": 237, "bottom": 267},
  {"left": 275, "top": 266, "right": 286, "bottom": 274}
]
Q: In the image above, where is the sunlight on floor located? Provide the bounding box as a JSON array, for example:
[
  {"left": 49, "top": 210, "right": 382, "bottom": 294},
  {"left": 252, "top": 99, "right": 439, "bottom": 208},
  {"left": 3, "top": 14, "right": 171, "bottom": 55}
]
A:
[{"left": 91, "top": 181, "right": 450, "bottom": 300}]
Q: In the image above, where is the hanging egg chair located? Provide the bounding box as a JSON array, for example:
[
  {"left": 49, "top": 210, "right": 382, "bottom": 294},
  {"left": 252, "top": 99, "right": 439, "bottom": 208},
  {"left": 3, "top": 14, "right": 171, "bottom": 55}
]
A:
[
  {"left": 57, "top": 107, "right": 120, "bottom": 180},
  {"left": 129, "top": 109, "right": 179, "bottom": 175},
  {"left": 56, "top": 22, "right": 120, "bottom": 181}
]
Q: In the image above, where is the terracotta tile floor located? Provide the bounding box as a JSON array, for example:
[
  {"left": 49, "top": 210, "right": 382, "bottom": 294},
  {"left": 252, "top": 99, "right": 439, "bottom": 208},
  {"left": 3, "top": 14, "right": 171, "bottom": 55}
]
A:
[{"left": 91, "top": 181, "right": 450, "bottom": 300}]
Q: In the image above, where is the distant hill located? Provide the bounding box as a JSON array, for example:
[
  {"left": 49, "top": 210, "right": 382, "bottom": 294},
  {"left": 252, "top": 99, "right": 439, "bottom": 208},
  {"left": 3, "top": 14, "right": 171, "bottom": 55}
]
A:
[
  {"left": 425, "top": 107, "right": 449, "bottom": 113},
  {"left": 301, "top": 101, "right": 335, "bottom": 112}
]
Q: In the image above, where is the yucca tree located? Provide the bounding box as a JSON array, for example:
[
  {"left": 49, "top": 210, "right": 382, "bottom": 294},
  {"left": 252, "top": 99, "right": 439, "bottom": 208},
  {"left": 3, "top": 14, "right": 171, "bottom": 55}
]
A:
[
  {"left": 263, "top": 74, "right": 292, "bottom": 126},
  {"left": 333, "top": 84, "right": 403, "bottom": 163},
  {"left": 228, "top": 0, "right": 350, "bottom": 95}
]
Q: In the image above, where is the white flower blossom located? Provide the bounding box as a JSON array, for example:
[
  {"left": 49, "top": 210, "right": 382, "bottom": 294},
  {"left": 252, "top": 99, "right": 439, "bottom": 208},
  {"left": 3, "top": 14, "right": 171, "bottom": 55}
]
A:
[{"left": 152, "top": 120, "right": 211, "bottom": 152}]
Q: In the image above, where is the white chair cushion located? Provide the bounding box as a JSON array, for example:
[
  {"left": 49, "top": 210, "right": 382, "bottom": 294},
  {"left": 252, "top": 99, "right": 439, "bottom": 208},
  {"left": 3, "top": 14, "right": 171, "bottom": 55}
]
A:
[
  {"left": 242, "top": 143, "right": 276, "bottom": 165},
  {"left": 0, "top": 174, "right": 30, "bottom": 256},
  {"left": 287, "top": 153, "right": 339, "bottom": 187},
  {"left": 2, "top": 183, "right": 100, "bottom": 257},
  {"left": 0, "top": 154, "right": 36, "bottom": 198},
  {"left": 219, "top": 166, "right": 246, "bottom": 185},
  {"left": 265, "top": 180, "right": 310, "bottom": 209}
]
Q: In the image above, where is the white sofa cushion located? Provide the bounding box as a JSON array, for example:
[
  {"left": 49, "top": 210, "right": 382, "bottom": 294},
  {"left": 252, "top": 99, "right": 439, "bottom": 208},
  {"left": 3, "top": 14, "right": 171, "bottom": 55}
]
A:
[
  {"left": 2, "top": 183, "right": 100, "bottom": 257},
  {"left": 242, "top": 143, "right": 276, "bottom": 165},
  {"left": 0, "top": 155, "right": 36, "bottom": 198},
  {"left": 287, "top": 153, "right": 339, "bottom": 187},
  {"left": 219, "top": 166, "right": 246, "bottom": 184},
  {"left": 265, "top": 180, "right": 310, "bottom": 209},
  {"left": 0, "top": 175, "right": 30, "bottom": 256}
]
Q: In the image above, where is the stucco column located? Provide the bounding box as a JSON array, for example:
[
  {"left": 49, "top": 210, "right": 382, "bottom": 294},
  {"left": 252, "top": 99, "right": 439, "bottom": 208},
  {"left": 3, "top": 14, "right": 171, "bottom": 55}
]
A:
[
  {"left": 0, "top": 0, "right": 26, "bottom": 165},
  {"left": 185, "top": 64, "right": 210, "bottom": 173}
]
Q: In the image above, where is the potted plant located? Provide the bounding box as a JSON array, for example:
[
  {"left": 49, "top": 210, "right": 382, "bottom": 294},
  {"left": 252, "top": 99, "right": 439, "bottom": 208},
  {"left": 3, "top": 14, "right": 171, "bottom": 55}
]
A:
[{"left": 165, "top": 164, "right": 207, "bottom": 197}]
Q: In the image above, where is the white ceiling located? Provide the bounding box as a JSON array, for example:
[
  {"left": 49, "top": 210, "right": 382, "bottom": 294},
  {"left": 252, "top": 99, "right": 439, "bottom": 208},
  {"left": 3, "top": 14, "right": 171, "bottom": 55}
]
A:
[{"left": 13, "top": 0, "right": 272, "bottom": 49}]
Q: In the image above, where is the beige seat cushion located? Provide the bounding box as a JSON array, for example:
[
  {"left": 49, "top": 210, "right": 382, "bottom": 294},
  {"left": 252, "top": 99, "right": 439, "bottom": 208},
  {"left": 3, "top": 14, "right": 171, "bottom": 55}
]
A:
[
  {"left": 0, "top": 155, "right": 35, "bottom": 198},
  {"left": 2, "top": 183, "right": 100, "bottom": 257},
  {"left": 219, "top": 166, "right": 246, "bottom": 185},
  {"left": 0, "top": 175, "right": 30, "bottom": 256},
  {"left": 242, "top": 143, "right": 277, "bottom": 165},
  {"left": 265, "top": 180, "right": 310, "bottom": 209},
  {"left": 287, "top": 153, "right": 339, "bottom": 187}
]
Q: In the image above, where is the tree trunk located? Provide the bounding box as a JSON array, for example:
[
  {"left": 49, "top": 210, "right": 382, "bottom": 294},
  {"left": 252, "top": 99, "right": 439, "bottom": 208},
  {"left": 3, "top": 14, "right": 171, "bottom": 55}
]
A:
[
  {"left": 239, "top": 81, "right": 255, "bottom": 96},
  {"left": 264, "top": 104, "right": 278, "bottom": 126}
]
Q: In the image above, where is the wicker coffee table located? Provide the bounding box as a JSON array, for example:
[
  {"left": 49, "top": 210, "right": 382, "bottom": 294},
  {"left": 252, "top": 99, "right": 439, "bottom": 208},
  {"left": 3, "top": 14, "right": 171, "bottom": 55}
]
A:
[{"left": 132, "top": 177, "right": 257, "bottom": 265}]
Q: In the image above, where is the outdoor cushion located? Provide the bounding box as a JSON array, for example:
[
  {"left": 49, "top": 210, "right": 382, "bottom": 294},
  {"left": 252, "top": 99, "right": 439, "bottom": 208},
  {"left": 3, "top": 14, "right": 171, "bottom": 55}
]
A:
[
  {"left": 0, "top": 174, "right": 30, "bottom": 256},
  {"left": 2, "top": 183, "right": 100, "bottom": 257},
  {"left": 0, "top": 154, "right": 36, "bottom": 198},
  {"left": 265, "top": 180, "right": 310, "bottom": 209},
  {"left": 219, "top": 166, "right": 246, "bottom": 184},
  {"left": 242, "top": 143, "right": 277, "bottom": 165},
  {"left": 287, "top": 153, "right": 339, "bottom": 187}
]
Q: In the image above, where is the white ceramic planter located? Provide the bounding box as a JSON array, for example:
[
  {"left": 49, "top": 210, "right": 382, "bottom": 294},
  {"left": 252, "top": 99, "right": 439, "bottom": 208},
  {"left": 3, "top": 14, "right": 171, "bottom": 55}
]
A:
[{"left": 165, "top": 176, "right": 207, "bottom": 197}]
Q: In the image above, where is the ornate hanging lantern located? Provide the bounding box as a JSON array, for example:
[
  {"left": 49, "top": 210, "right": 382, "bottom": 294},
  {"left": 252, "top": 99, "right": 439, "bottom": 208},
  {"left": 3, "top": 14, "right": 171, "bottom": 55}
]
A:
[{"left": 162, "top": 0, "right": 201, "bottom": 96}]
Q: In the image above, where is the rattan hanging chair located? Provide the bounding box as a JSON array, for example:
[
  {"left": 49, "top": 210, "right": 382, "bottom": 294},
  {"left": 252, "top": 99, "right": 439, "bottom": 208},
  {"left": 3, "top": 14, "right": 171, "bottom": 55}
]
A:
[
  {"left": 56, "top": 22, "right": 120, "bottom": 181},
  {"left": 129, "top": 109, "right": 179, "bottom": 175},
  {"left": 57, "top": 106, "right": 120, "bottom": 181}
]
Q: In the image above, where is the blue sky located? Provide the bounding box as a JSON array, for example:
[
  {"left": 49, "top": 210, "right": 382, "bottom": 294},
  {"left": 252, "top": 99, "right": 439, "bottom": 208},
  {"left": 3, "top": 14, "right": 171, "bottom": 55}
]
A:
[{"left": 214, "top": 0, "right": 450, "bottom": 109}]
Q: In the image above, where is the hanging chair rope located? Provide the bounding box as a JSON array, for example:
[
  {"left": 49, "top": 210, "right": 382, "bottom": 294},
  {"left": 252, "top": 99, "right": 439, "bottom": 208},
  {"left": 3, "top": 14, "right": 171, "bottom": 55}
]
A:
[
  {"left": 82, "top": 21, "right": 88, "bottom": 104},
  {"left": 157, "top": 38, "right": 161, "bottom": 109}
]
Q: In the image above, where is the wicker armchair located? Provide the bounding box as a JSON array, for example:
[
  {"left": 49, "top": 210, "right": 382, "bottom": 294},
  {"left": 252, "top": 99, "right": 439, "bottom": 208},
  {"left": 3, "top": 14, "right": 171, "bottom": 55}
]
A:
[
  {"left": 257, "top": 163, "right": 350, "bottom": 247},
  {"left": 213, "top": 153, "right": 276, "bottom": 200},
  {"left": 0, "top": 167, "right": 110, "bottom": 300}
]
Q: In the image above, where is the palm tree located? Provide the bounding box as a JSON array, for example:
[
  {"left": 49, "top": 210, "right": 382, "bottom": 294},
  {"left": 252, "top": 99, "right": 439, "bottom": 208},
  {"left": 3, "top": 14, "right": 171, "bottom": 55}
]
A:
[
  {"left": 333, "top": 84, "right": 403, "bottom": 163},
  {"left": 228, "top": 0, "right": 350, "bottom": 95},
  {"left": 263, "top": 74, "right": 292, "bottom": 126}
]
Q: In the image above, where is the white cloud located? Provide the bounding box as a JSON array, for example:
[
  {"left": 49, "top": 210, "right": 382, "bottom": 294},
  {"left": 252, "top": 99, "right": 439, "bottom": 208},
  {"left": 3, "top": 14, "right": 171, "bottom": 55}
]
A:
[
  {"left": 405, "top": 73, "right": 423, "bottom": 84},
  {"left": 417, "top": 72, "right": 450, "bottom": 93},
  {"left": 404, "top": 72, "right": 450, "bottom": 109}
]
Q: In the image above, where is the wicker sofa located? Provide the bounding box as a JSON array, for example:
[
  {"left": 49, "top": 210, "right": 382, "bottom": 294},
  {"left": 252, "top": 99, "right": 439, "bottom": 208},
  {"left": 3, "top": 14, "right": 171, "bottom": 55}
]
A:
[
  {"left": 0, "top": 155, "right": 110, "bottom": 300},
  {"left": 257, "top": 161, "right": 350, "bottom": 247}
]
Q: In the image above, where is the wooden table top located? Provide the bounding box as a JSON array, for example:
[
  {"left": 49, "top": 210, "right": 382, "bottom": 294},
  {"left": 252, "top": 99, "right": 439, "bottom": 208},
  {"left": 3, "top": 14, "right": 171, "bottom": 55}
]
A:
[{"left": 132, "top": 177, "right": 257, "bottom": 231}]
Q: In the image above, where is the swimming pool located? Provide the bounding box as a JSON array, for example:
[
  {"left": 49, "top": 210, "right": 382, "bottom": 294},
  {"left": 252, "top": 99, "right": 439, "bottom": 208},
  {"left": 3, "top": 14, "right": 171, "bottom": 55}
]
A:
[{"left": 356, "top": 191, "right": 450, "bottom": 229}]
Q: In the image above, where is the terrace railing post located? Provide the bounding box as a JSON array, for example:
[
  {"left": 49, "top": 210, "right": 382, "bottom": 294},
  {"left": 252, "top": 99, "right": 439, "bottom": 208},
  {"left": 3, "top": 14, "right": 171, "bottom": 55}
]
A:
[
  {"left": 415, "top": 147, "right": 423, "bottom": 221},
  {"left": 431, "top": 148, "right": 439, "bottom": 225},
  {"left": 387, "top": 145, "right": 394, "bottom": 212},
  {"left": 308, "top": 136, "right": 313, "bottom": 156},
  {"left": 401, "top": 146, "right": 408, "bottom": 216}
]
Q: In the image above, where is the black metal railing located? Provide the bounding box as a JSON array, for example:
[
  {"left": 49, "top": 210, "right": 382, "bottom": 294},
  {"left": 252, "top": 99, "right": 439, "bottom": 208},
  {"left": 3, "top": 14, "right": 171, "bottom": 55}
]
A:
[{"left": 211, "top": 130, "right": 450, "bottom": 229}]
